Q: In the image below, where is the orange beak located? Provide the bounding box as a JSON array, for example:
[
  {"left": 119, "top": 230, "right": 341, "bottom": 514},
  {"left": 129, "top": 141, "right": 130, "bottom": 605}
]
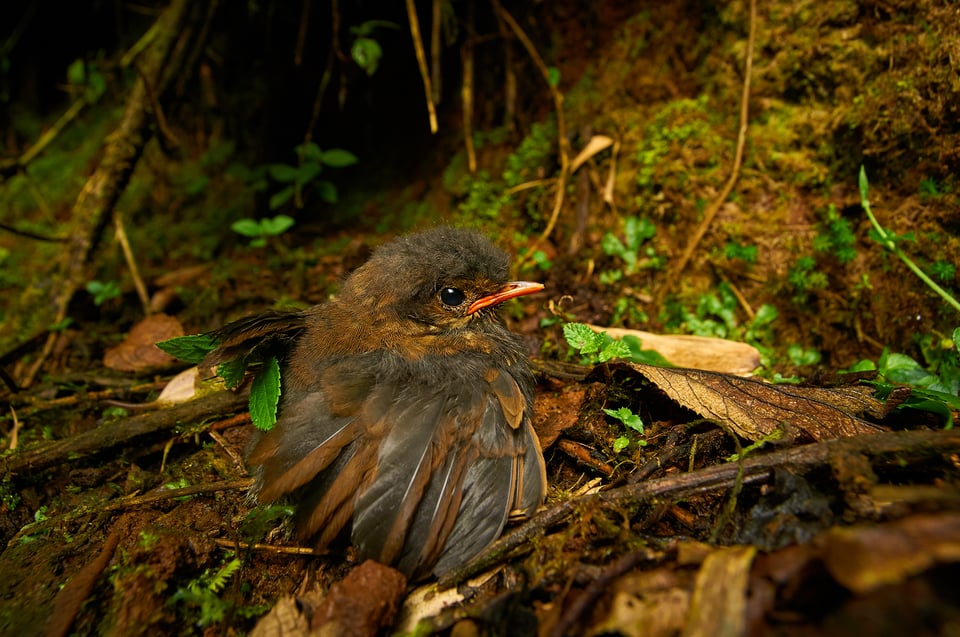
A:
[{"left": 467, "top": 281, "right": 544, "bottom": 315}]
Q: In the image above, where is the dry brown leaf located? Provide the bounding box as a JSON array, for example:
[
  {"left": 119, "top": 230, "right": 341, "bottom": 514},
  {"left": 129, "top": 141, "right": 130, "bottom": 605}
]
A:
[
  {"left": 820, "top": 512, "right": 960, "bottom": 594},
  {"left": 588, "top": 325, "right": 760, "bottom": 376},
  {"left": 627, "top": 363, "right": 884, "bottom": 441},
  {"left": 103, "top": 313, "right": 183, "bottom": 372},
  {"left": 683, "top": 545, "right": 757, "bottom": 637}
]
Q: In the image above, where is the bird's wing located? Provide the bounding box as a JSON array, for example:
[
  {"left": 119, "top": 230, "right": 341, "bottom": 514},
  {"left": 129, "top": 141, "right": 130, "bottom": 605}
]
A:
[
  {"left": 202, "top": 309, "right": 308, "bottom": 369},
  {"left": 352, "top": 362, "right": 543, "bottom": 579}
]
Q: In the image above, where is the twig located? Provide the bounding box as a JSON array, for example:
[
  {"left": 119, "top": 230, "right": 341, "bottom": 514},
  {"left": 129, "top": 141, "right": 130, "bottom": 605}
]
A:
[
  {"left": 6, "top": 406, "right": 20, "bottom": 451},
  {"left": 294, "top": 0, "right": 312, "bottom": 66},
  {"left": 492, "top": 1, "right": 569, "bottom": 253},
  {"left": 213, "top": 538, "right": 326, "bottom": 556},
  {"left": 654, "top": 0, "right": 756, "bottom": 306},
  {"left": 209, "top": 429, "right": 246, "bottom": 474},
  {"left": 430, "top": 0, "right": 442, "bottom": 105},
  {"left": 405, "top": 0, "right": 438, "bottom": 133},
  {"left": 113, "top": 211, "right": 151, "bottom": 315},
  {"left": 461, "top": 0, "right": 476, "bottom": 173}
]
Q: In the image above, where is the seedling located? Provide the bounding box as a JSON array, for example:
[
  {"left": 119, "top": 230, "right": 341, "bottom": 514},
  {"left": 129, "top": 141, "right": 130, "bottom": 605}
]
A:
[
  {"left": 86, "top": 279, "right": 121, "bottom": 306},
  {"left": 604, "top": 406, "right": 647, "bottom": 452},
  {"left": 230, "top": 214, "right": 294, "bottom": 248}
]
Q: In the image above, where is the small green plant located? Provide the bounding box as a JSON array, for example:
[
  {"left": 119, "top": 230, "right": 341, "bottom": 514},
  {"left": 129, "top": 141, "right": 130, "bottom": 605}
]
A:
[
  {"left": 860, "top": 167, "right": 960, "bottom": 313},
  {"left": 67, "top": 58, "right": 107, "bottom": 103},
  {"left": 502, "top": 118, "right": 557, "bottom": 188},
  {"left": 931, "top": 260, "right": 956, "bottom": 283},
  {"left": 169, "top": 556, "right": 245, "bottom": 628},
  {"left": 599, "top": 216, "right": 662, "bottom": 283},
  {"left": 349, "top": 20, "right": 401, "bottom": 75},
  {"left": 267, "top": 142, "right": 358, "bottom": 211},
  {"left": 813, "top": 204, "right": 857, "bottom": 264},
  {"left": 724, "top": 241, "right": 758, "bottom": 264},
  {"left": 786, "top": 255, "right": 828, "bottom": 304},
  {"left": 230, "top": 214, "right": 294, "bottom": 248},
  {"left": 604, "top": 406, "right": 647, "bottom": 452},
  {"left": 919, "top": 177, "right": 950, "bottom": 200},
  {"left": 563, "top": 323, "right": 671, "bottom": 366},
  {"left": 787, "top": 343, "right": 822, "bottom": 366},
  {"left": 845, "top": 326, "right": 960, "bottom": 427},
  {"left": 86, "top": 280, "right": 121, "bottom": 306}
]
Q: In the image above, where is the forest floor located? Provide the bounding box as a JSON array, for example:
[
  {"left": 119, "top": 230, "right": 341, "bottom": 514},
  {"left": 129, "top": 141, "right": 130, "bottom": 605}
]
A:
[{"left": 1, "top": 0, "right": 959, "bottom": 635}]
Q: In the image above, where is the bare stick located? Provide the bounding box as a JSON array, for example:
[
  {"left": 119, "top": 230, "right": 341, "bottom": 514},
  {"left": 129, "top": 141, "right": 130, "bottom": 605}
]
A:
[
  {"left": 405, "top": 0, "right": 438, "bottom": 133},
  {"left": 114, "top": 211, "right": 151, "bottom": 315}
]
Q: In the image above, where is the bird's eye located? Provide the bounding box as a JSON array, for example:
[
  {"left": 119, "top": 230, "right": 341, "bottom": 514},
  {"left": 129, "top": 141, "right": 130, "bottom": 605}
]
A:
[{"left": 439, "top": 287, "right": 466, "bottom": 307}]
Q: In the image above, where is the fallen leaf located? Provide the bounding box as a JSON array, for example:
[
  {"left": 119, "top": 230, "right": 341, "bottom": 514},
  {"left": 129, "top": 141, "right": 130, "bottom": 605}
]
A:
[
  {"left": 103, "top": 313, "right": 184, "bottom": 372},
  {"left": 588, "top": 325, "right": 760, "bottom": 376},
  {"left": 820, "top": 512, "right": 960, "bottom": 594},
  {"left": 626, "top": 363, "right": 884, "bottom": 441},
  {"left": 684, "top": 545, "right": 757, "bottom": 637}
]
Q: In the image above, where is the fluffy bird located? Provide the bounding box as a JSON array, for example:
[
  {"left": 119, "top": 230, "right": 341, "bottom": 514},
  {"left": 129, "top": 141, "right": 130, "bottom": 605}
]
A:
[{"left": 204, "top": 228, "right": 546, "bottom": 579}]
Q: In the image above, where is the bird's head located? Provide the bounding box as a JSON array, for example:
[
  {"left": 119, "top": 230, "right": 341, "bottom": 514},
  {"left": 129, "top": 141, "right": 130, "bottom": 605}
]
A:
[{"left": 340, "top": 228, "right": 543, "bottom": 334}]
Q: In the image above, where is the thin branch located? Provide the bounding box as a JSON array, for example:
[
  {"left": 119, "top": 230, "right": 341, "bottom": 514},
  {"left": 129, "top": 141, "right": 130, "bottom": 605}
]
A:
[
  {"left": 431, "top": 0, "right": 442, "bottom": 105},
  {"left": 114, "top": 211, "right": 151, "bottom": 315},
  {"left": 461, "top": 0, "right": 476, "bottom": 173},
  {"left": 655, "top": 0, "right": 756, "bottom": 306},
  {"left": 405, "top": 0, "right": 438, "bottom": 133},
  {"left": 492, "top": 0, "right": 569, "bottom": 253}
]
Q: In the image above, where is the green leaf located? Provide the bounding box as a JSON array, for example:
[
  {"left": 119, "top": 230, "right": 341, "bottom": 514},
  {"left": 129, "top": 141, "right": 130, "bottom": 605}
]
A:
[
  {"left": 217, "top": 359, "right": 247, "bottom": 389},
  {"left": 230, "top": 218, "right": 263, "bottom": 237},
  {"left": 604, "top": 407, "right": 645, "bottom": 433},
  {"left": 563, "top": 323, "right": 602, "bottom": 354},
  {"left": 315, "top": 181, "right": 338, "bottom": 203},
  {"left": 601, "top": 233, "right": 626, "bottom": 258},
  {"left": 157, "top": 334, "right": 219, "bottom": 364},
  {"left": 547, "top": 66, "right": 560, "bottom": 88},
  {"left": 598, "top": 339, "right": 631, "bottom": 362},
  {"left": 260, "top": 214, "right": 294, "bottom": 236},
  {"left": 352, "top": 38, "right": 383, "bottom": 75},
  {"left": 67, "top": 59, "right": 86, "bottom": 85},
  {"left": 319, "top": 149, "right": 359, "bottom": 167},
  {"left": 268, "top": 185, "right": 295, "bottom": 211},
  {"left": 621, "top": 335, "right": 673, "bottom": 366},
  {"left": 294, "top": 161, "right": 323, "bottom": 186},
  {"left": 858, "top": 165, "right": 869, "bottom": 203},
  {"left": 267, "top": 163, "right": 299, "bottom": 183},
  {"left": 249, "top": 357, "right": 281, "bottom": 431},
  {"left": 612, "top": 436, "right": 630, "bottom": 453},
  {"left": 881, "top": 352, "right": 937, "bottom": 386},
  {"left": 297, "top": 142, "right": 323, "bottom": 162},
  {"left": 624, "top": 217, "right": 656, "bottom": 251},
  {"left": 953, "top": 327, "right": 960, "bottom": 353}
]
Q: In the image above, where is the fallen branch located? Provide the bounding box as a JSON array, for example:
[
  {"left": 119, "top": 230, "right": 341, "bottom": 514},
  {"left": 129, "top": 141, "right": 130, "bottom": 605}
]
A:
[{"left": 2, "top": 389, "right": 248, "bottom": 475}]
